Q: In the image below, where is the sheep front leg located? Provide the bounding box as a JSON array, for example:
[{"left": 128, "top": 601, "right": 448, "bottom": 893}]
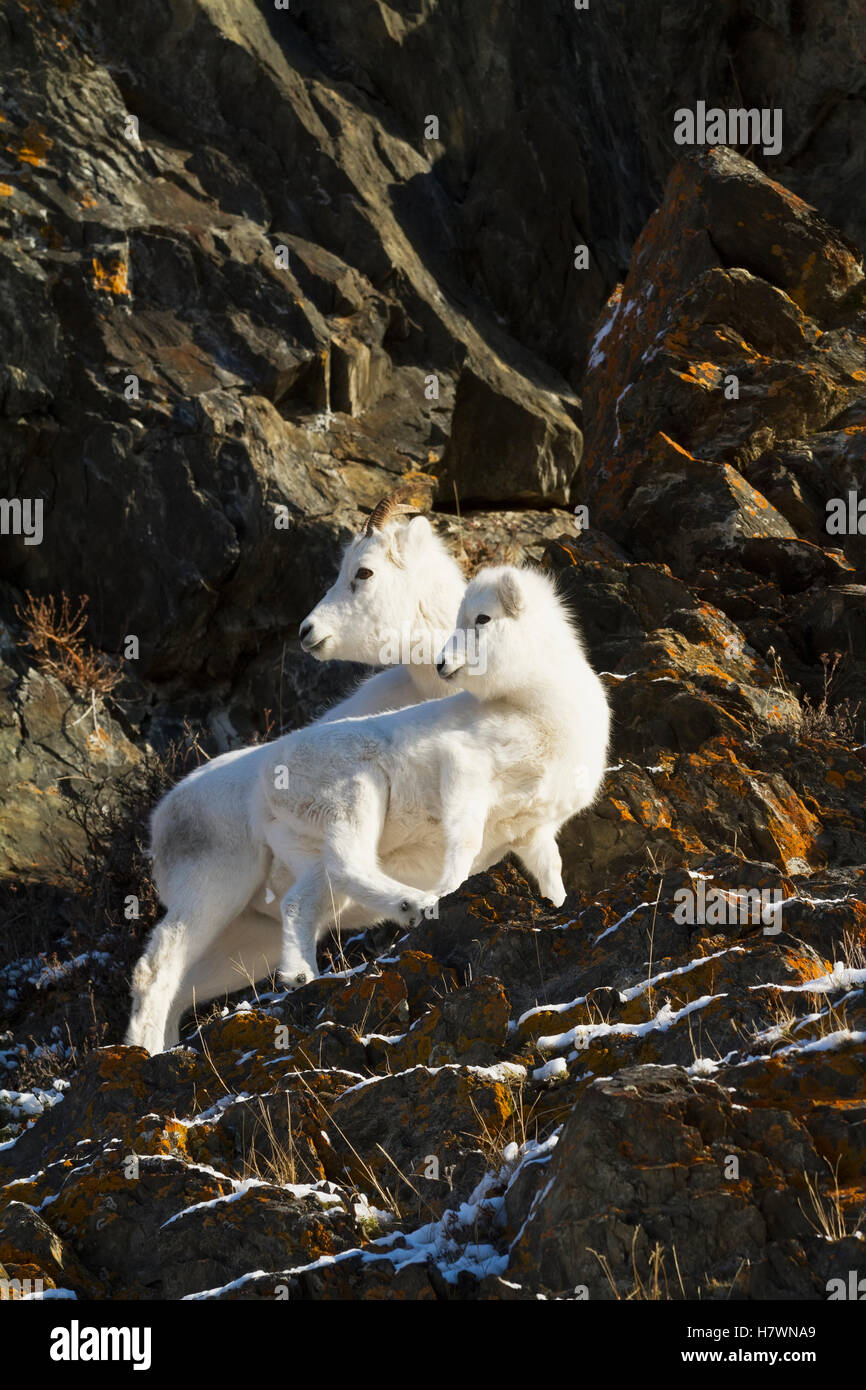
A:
[
  {"left": 321, "top": 771, "right": 440, "bottom": 929},
  {"left": 435, "top": 816, "right": 485, "bottom": 898},
  {"left": 428, "top": 753, "right": 487, "bottom": 901},
  {"left": 277, "top": 865, "right": 330, "bottom": 987},
  {"left": 513, "top": 826, "right": 566, "bottom": 907}
]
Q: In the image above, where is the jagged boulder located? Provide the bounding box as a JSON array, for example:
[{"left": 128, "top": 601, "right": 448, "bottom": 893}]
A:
[{"left": 582, "top": 148, "right": 866, "bottom": 576}]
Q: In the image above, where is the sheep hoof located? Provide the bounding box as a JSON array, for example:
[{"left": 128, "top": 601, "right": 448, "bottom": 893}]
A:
[
  {"left": 397, "top": 898, "right": 422, "bottom": 927},
  {"left": 396, "top": 893, "right": 439, "bottom": 927},
  {"left": 278, "top": 968, "right": 311, "bottom": 989}
]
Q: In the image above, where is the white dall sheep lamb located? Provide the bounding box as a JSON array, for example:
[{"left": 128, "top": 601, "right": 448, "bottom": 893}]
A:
[
  {"left": 258, "top": 564, "right": 610, "bottom": 987},
  {"left": 126, "top": 498, "right": 466, "bottom": 1055}
]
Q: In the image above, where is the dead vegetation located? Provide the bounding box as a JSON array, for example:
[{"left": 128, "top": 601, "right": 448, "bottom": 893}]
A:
[
  {"left": 799, "top": 653, "right": 863, "bottom": 742},
  {"left": 768, "top": 646, "right": 863, "bottom": 743},
  {"left": 800, "top": 1160, "right": 866, "bottom": 1242},
  {"left": 14, "top": 591, "right": 123, "bottom": 700},
  {"left": 590, "top": 1228, "right": 689, "bottom": 1300}
]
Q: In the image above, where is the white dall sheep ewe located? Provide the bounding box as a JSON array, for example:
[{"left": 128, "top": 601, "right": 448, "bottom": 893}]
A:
[
  {"left": 126, "top": 499, "right": 466, "bottom": 1055},
  {"left": 259, "top": 564, "right": 610, "bottom": 987}
]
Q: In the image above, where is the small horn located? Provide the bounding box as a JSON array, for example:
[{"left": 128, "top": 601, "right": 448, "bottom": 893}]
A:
[{"left": 363, "top": 482, "right": 426, "bottom": 536}]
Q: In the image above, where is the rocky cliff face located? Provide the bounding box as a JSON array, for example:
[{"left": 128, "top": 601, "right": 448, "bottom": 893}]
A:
[{"left": 1, "top": 1, "right": 865, "bottom": 1301}]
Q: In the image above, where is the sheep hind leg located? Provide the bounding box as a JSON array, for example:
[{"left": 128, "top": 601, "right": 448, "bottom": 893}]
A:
[
  {"left": 126, "top": 861, "right": 266, "bottom": 1055},
  {"left": 166, "top": 907, "right": 283, "bottom": 1045},
  {"left": 127, "top": 913, "right": 199, "bottom": 1057}
]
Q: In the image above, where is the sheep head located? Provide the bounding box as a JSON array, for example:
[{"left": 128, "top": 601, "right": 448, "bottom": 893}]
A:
[{"left": 298, "top": 475, "right": 459, "bottom": 669}]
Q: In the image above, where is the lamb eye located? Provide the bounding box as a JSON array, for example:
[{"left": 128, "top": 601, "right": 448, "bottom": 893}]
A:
[
  {"left": 476, "top": 614, "right": 491, "bottom": 625},
  {"left": 355, "top": 567, "right": 373, "bottom": 581}
]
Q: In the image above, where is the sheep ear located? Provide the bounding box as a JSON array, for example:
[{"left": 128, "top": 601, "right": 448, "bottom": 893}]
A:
[
  {"left": 394, "top": 514, "right": 432, "bottom": 557},
  {"left": 498, "top": 572, "right": 523, "bottom": 617},
  {"left": 407, "top": 514, "right": 432, "bottom": 543}
]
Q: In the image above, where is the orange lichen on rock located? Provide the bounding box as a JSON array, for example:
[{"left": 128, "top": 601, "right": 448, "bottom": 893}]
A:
[
  {"left": 6, "top": 121, "right": 52, "bottom": 166},
  {"left": 677, "top": 361, "right": 723, "bottom": 389},
  {"left": 92, "top": 256, "right": 130, "bottom": 295}
]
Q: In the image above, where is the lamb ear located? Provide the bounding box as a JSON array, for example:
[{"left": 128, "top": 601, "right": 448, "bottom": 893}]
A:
[
  {"left": 498, "top": 572, "right": 524, "bottom": 617},
  {"left": 395, "top": 513, "right": 432, "bottom": 556}
]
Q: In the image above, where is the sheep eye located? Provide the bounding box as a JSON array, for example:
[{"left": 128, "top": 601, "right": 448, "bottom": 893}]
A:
[
  {"left": 354, "top": 567, "right": 373, "bottom": 581},
  {"left": 476, "top": 614, "right": 491, "bottom": 625}
]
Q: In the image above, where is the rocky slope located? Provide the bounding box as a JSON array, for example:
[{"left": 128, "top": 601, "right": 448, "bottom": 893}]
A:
[{"left": 1, "top": 1, "right": 865, "bottom": 1300}]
